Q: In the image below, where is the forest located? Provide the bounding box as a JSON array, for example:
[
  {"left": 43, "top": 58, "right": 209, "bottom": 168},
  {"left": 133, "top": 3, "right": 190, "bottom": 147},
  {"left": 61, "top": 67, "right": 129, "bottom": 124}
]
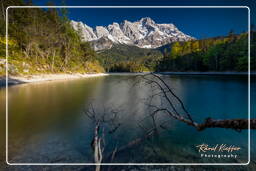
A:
[
  {"left": 96, "top": 44, "right": 163, "bottom": 72},
  {"left": 156, "top": 32, "right": 256, "bottom": 72},
  {"left": 0, "top": 0, "right": 104, "bottom": 76},
  {"left": 98, "top": 32, "right": 255, "bottom": 72}
]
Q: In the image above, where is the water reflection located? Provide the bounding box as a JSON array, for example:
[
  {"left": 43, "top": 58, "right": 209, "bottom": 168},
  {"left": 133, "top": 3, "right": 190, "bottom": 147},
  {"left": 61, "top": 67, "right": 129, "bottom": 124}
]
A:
[{"left": 0, "top": 75, "right": 252, "bottom": 164}]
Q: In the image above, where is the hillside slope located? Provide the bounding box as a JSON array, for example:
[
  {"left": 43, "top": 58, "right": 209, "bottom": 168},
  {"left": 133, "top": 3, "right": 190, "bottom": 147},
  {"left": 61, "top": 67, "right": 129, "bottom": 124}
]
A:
[
  {"left": 97, "top": 44, "right": 163, "bottom": 72},
  {"left": 157, "top": 32, "right": 255, "bottom": 72},
  {"left": 0, "top": 0, "right": 104, "bottom": 76}
]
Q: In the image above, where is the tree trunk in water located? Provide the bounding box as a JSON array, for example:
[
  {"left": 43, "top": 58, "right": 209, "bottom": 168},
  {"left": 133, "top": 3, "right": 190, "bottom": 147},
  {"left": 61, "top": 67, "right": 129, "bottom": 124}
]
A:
[
  {"left": 93, "top": 122, "right": 103, "bottom": 171},
  {"left": 197, "top": 118, "right": 256, "bottom": 131}
]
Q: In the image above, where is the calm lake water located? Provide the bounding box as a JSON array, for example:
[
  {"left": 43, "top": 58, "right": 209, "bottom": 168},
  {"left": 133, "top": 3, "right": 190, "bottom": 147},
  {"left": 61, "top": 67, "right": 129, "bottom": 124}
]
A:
[{"left": 0, "top": 74, "right": 255, "bottom": 164}]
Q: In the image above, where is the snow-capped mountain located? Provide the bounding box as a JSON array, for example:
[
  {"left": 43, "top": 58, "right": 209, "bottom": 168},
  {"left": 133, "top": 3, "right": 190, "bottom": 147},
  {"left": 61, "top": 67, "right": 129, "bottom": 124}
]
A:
[{"left": 71, "top": 17, "right": 195, "bottom": 51}]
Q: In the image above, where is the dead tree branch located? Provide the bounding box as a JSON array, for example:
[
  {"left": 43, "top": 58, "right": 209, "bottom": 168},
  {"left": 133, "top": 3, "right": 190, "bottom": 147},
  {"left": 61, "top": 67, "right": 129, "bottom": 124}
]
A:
[
  {"left": 197, "top": 118, "right": 256, "bottom": 131},
  {"left": 136, "top": 73, "right": 256, "bottom": 131}
]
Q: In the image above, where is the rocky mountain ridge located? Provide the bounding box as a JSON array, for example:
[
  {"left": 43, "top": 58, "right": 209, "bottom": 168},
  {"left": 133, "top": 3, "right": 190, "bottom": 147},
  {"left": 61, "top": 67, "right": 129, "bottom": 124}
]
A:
[{"left": 71, "top": 17, "right": 195, "bottom": 50}]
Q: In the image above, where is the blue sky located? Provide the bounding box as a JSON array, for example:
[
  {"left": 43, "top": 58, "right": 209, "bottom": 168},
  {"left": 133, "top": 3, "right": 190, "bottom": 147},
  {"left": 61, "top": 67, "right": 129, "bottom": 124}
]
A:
[
  {"left": 66, "top": 8, "right": 248, "bottom": 39},
  {"left": 31, "top": 0, "right": 255, "bottom": 39}
]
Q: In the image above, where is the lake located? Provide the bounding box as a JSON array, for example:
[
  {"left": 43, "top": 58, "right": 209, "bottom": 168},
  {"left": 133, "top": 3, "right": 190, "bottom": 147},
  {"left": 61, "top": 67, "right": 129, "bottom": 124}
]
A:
[{"left": 0, "top": 74, "right": 255, "bottom": 164}]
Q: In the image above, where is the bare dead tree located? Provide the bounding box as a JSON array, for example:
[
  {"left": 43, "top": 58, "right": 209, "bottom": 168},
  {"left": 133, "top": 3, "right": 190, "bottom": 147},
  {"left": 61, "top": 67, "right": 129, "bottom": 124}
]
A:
[
  {"left": 84, "top": 101, "right": 168, "bottom": 169},
  {"left": 84, "top": 102, "right": 122, "bottom": 171},
  {"left": 134, "top": 73, "right": 256, "bottom": 131}
]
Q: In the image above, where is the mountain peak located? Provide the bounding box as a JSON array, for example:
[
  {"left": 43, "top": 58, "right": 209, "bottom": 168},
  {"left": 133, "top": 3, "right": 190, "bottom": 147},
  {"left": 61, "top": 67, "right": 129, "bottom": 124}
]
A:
[
  {"left": 140, "top": 17, "right": 155, "bottom": 25},
  {"left": 70, "top": 18, "right": 195, "bottom": 51}
]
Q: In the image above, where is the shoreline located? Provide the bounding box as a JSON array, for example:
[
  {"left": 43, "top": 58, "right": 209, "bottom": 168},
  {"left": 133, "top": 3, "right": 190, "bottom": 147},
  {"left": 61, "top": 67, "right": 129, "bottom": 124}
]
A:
[
  {"left": 0, "top": 73, "right": 109, "bottom": 87},
  {"left": 108, "top": 71, "right": 255, "bottom": 76},
  {"left": 157, "top": 71, "right": 256, "bottom": 76},
  {"left": 0, "top": 71, "right": 254, "bottom": 87}
]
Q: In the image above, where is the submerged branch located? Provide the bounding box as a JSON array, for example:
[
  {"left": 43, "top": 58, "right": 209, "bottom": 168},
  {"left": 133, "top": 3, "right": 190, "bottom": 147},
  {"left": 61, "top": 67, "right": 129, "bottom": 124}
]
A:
[{"left": 197, "top": 118, "right": 256, "bottom": 131}]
